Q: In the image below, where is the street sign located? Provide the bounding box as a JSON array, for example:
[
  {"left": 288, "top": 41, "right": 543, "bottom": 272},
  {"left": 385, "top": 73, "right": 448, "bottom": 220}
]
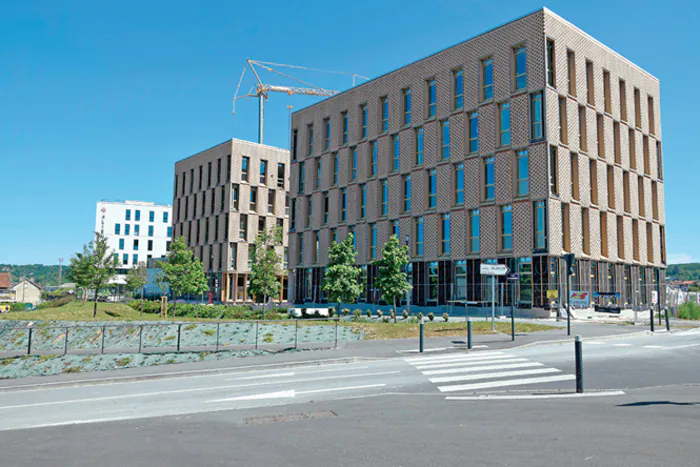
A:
[
  {"left": 569, "top": 291, "right": 590, "bottom": 308},
  {"left": 480, "top": 264, "right": 510, "bottom": 276},
  {"left": 507, "top": 273, "right": 519, "bottom": 281},
  {"left": 593, "top": 292, "right": 621, "bottom": 299},
  {"left": 546, "top": 289, "right": 559, "bottom": 299},
  {"left": 651, "top": 291, "right": 658, "bottom": 305}
]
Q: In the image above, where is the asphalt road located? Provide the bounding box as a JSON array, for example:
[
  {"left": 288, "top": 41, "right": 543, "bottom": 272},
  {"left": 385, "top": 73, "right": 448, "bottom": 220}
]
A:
[{"left": 0, "top": 328, "right": 698, "bottom": 466}]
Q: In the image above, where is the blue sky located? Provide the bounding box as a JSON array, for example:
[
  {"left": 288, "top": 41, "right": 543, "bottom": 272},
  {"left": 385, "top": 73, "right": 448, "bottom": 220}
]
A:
[{"left": 1, "top": 0, "right": 697, "bottom": 265}]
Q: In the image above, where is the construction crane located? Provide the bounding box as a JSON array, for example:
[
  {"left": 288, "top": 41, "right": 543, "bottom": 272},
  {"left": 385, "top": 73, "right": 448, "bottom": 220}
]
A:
[{"left": 233, "top": 59, "right": 368, "bottom": 144}]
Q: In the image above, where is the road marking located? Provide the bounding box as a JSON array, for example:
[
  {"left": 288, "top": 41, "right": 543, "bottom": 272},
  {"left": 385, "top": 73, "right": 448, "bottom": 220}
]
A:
[
  {"left": 405, "top": 352, "right": 505, "bottom": 364},
  {"left": 612, "top": 343, "right": 633, "bottom": 347},
  {"left": 415, "top": 357, "right": 526, "bottom": 370},
  {"left": 437, "top": 374, "right": 576, "bottom": 392},
  {"left": 661, "top": 343, "right": 700, "bottom": 350},
  {"left": 642, "top": 345, "right": 665, "bottom": 349},
  {"left": 298, "top": 384, "right": 386, "bottom": 395},
  {"left": 586, "top": 341, "right": 605, "bottom": 345},
  {"left": 422, "top": 362, "right": 544, "bottom": 376},
  {"left": 445, "top": 390, "right": 626, "bottom": 401},
  {"left": 430, "top": 368, "right": 560, "bottom": 384},
  {"left": 238, "top": 372, "right": 295, "bottom": 380},
  {"left": 209, "top": 390, "right": 295, "bottom": 402},
  {"left": 397, "top": 347, "right": 449, "bottom": 353}
]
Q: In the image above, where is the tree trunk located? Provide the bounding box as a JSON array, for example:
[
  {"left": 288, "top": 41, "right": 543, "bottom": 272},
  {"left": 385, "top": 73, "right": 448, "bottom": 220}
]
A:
[
  {"left": 140, "top": 287, "right": 144, "bottom": 319},
  {"left": 337, "top": 301, "right": 341, "bottom": 322},
  {"left": 93, "top": 288, "right": 98, "bottom": 318},
  {"left": 393, "top": 298, "right": 397, "bottom": 324},
  {"left": 263, "top": 293, "right": 267, "bottom": 320},
  {"left": 172, "top": 294, "right": 177, "bottom": 319}
]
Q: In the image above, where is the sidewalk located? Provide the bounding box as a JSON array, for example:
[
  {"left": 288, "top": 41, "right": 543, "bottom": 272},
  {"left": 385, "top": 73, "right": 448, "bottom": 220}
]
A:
[{"left": 0, "top": 320, "right": 658, "bottom": 391}]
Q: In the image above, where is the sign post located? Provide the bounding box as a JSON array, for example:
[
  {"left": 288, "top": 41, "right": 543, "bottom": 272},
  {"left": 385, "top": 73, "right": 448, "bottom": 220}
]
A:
[
  {"left": 507, "top": 273, "right": 519, "bottom": 341},
  {"left": 480, "top": 264, "right": 510, "bottom": 331},
  {"left": 564, "top": 254, "right": 576, "bottom": 336}
]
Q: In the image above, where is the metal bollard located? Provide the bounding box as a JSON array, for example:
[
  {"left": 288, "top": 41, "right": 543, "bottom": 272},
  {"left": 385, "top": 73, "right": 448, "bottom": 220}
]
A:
[
  {"left": 101, "top": 326, "right": 106, "bottom": 354},
  {"left": 295, "top": 319, "right": 299, "bottom": 349},
  {"left": 138, "top": 325, "right": 144, "bottom": 353},
  {"left": 511, "top": 309, "right": 515, "bottom": 342},
  {"left": 254, "top": 321, "right": 259, "bottom": 350},
  {"left": 665, "top": 308, "right": 670, "bottom": 332},
  {"left": 176, "top": 323, "right": 182, "bottom": 351},
  {"left": 649, "top": 308, "right": 655, "bottom": 333},
  {"left": 575, "top": 334, "right": 583, "bottom": 393},
  {"left": 215, "top": 322, "right": 220, "bottom": 352},
  {"left": 64, "top": 327, "right": 69, "bottom": 355},
  {"left": 27, "top": 327, "right": 33, "bottom": 356},
  {"left": 467, "top": 318, "right": 473, "bottom": 350},
  {"left": 334, "top": 318, "right": 339, "bottom": 349},
  {"left": 419, "top": 321, "right": 424, "bottom": 353}
]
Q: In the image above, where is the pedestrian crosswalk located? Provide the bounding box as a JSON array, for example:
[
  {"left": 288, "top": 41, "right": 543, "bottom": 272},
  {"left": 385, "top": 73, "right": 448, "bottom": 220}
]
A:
[{"left": 404, "top": 352, "right": 575, "bottom": 393}]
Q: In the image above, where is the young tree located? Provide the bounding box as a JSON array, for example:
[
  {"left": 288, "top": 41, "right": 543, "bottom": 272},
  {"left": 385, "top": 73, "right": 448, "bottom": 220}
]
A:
[
  {"left": 322, "top": 233, "right": 362, "bottom": 319},
  {"left": 69, "top": 244, "right": 93, "bottom": 305},
  {"left": 248, "top": 227, "right": 283, "bottom": 319},
  {"left": 125, "top": 261, "right": 148, "bottom": 318},
  {"left": 86, "top": 232, "right": 118, "bottom": 318},
  {"left": 161, "top": 236, "right": 208, "bottom": 317},
  {"left": 373, "top": 235, "right": 412, "bottom": 323}
]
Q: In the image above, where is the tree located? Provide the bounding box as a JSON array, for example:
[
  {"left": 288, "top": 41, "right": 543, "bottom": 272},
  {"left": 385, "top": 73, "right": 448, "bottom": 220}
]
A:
[
  {"left": 322, "top": 233, "right": 362, "bottom": 319},
  {"left": 70, "top": 232, "right": 118, "bottom": 318},
  {"left": 161, "top": 237, "right": 208, "bottom": 317},
  {"left": 68, "top": 244, "right": 93, "bottom": 305},
  {"left": 373, "top": 235, "right": 412, "bottom": 323},
  {"left": 125, "top": 261, "right": 148, "bottom": 318},
  {"left": 248, "top": 227, "right": 284, "bottom": 319}
]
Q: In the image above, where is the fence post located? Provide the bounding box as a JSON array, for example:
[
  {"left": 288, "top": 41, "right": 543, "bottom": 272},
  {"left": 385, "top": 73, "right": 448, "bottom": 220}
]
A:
[
  {"left": 419, "top": 320, "right": 424, "bottom": 353},
  {"left": 665, "top": 308, "right": 670, "bottom": 332},
  {"left": 215, "top": 322, "right": 220, "bottom": 352},
  {"left": 138, "top": 325, "right": 143, "bottom": 353},
  {"left": 176, "top": 323, "right": 182, "bottom": 352},
  {"left": 101, "top": 326, "right": 106, "bottom": 354},
  {"left": 255, "top": 321, "right": 259, "bottom": 350},
  {"left": 27, "top": 327, "right": 33, "bottom": 356},
  {"left": 334, "top": 317, "right": 339, "bottom": 349},
  {"left": 649, "top": 308, "right": 655, "bottom": 332},
  {"left": 575, "top": 334, "right": 583, "bottom": 393},
  {"left": 295, "top": 319, "right": 299, "bottom": 349},
  {"left": 64, "top": 327, "right": 69, "bottom": 355},
  {"left": 467, "top": 318, "right": 472, "bottom": 350}
]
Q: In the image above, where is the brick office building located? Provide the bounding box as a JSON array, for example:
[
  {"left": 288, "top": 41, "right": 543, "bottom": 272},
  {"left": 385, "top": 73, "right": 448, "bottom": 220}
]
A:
[
  {"left": 287, "top": 8, "right": 666, "bottom": 314},
  {"left": 173, "top": 139, "right": 290, "bottom": 303}
]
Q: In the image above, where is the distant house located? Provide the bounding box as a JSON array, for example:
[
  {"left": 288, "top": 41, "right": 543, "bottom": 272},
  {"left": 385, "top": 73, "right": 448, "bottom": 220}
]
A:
[
  {"left": 12, "top": 279, "right": 42, "bottom": 307},
  {"left": 0, "top": 273, "right": 15, "bottom": 305}
]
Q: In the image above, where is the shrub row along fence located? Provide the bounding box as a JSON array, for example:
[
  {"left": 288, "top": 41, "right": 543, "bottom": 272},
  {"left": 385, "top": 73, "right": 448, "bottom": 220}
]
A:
[{"left": 0, "top": 319, "right": 361, "bottom": 357}]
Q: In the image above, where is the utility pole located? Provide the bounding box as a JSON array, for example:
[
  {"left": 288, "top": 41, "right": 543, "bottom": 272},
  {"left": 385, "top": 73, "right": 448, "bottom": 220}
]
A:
[
  {"left": 565, "top": 253, "right": 576, "bottom": 336},
  {"left": 58, "top": 257, "right": 64, "bottom": 287}
]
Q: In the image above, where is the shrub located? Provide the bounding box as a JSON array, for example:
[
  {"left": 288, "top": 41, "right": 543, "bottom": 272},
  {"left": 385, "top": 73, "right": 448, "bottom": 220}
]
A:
[
  {"left": 37, "top": 295, "right": 75, "bottom": 309},
  {"left": 417, "top": 312, "right": 423, "bottom": 321},
  {"left": 428, "top": 312, "right": 435, "bottom": 321},
  {"left": 353, "top": 309, "right": 361, "bottom": 319},
  {"left": 377, "top": 310, "right": 383, "bottom": 318},
  {"left": 442, "top": 312, "right": 449, "bottom": 322},
  {"left": 402, "top": 310, "right": 409, "bottom": 319},
  {"left": 11, "top": 302, "right": 30, "bottom": 312},
  {"left": 365, "top": 309, "right": 372, "bottom": 318},
  {"left": 328, "top": 307, "right": 335, "bottom": 318},
  {"left": 343, "top": 308, "right": 351, "bottom": 316},
  {"left": 679, "top": 302, "right": 700, "bottom": 320},
  {"left": 382, "top": 316, "right": 390, "bottom": 323}
]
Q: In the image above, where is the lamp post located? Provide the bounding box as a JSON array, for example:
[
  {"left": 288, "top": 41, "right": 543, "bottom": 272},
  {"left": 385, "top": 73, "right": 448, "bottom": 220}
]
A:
[{"left": 404, "top": 235, "right": 411, "bottom": 314}]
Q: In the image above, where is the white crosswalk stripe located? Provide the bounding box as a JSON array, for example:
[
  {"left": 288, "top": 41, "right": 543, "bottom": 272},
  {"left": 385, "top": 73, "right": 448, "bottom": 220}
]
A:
[{"left": 405, "top": 352, "right": 575, "bottom": 393}]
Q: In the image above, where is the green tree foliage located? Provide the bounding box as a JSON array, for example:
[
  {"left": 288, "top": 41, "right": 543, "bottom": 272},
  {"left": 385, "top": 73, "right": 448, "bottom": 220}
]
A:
[
  {"left": 666, "top": 263, "right": 700, "bottom": 281},
  {"left": 322, "top": 233, "right": 362, "bottom": 318},
  {"left": 248, "top": 227, "right": 283, "bottom": 319},
  {"left": 161, "top": 237, "right": 208, "bottom": 316},
  {"left": 0, "top": 264, "right": 72, "bottom": 287},
  {"left": 68, "top": 232, "right": 118, "bottom": 317},
  {"left": 373, "top": 235, "right": 412, "bottom": 323},
  {"left": 68, "top": 243, "right": 98, "bottom": 305},
  {"left": 125, "top": 261, "right": 148, "bottom": 317}
]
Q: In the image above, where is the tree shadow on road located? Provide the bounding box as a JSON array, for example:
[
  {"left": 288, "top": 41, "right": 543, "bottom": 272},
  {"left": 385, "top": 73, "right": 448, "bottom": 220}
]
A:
[{"left": 617, "top": 401, "right": 699, "bottom": 407}]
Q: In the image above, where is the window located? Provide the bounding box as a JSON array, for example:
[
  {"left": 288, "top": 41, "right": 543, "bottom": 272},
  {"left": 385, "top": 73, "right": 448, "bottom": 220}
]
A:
[
  {"left": 119, "top": 238, "right": 124, "bottom": 250},
  {"left": 549, "top": 146, "right": 558, "bottom": 195},
  {"left": 369, "top": 223, "right": 377, "bottom": 259},
  {"left": 133, "top": 239, "right": 139, "bottom": 251},
  {"left": 638, "top": 177, "right": 645, "bottom": 217},
  {"left": 402, "top": 88, "right": 411, "bottom": 125},
  {"left": 210, "top": 188, "right": 215, "bottom": 213},
  {"left": 590, "top": 160, "right": 598, "bottom": 205},
  {"left": 586, "top": 61, "right": 594, "bottom": 105},
  {"left": 467, "top": 112, "right": 479, "bottom": 153},
  {"left": 134, "top": 225, "right": 140, "bottom": 236},
  {"left": 207, "top": 161, "right": 212, "bottom": 187},
  {"left": 617, "top": 216, "right": 624, "bottom": 258},
  {"left": 648, "top": 96, "right": 655, "bottom": 135},
  {"left": 323, "top": 118, "right": 331, "bottom": 151},
  {"left": 315, "top": 158, "right": 322, "bottom": 189},
  {"left": 249, "top": 187, "right": 257, "bottom": 212},
  {"left": 135, "top": 210, "right": 141, "bottom": 222},
  {"left": 125, "top": 209, "right": 131, "bottom": 221},
  {"left": 617, "top": 79, "right": 628, "bottom": 122},
  {"left": 484, "top": 156, "right": 495, "bottom": 201},
  {"left": 500, "top": 205, "right": 513, "bottom": 251},
  {"left": 331, "top": 228, "right": 337, "bottom": 245},
  {"left": 607, "top": 166, "right": 615, "bottom": 209},
  {"left": 414, "top": 216, "right": 424, "bottom": 256},
  {"left": 597, "top": 114, "right": 605, "bottom": 157},
  {"left": 427, "top": 262, "right": 439, "bottom": 302},
  {"left": 436, "top": 119, "right": 450, "bottom": 159},
  {"left": 391, "top": 219, "right": 399, "bottom": 238},
  {"left": 260, "top": 159, "right": 267, "bottom": 185},
  {"left": 214, "top": 216, "right": 219, "bottom": 242},
  {"left": 217, "top": 158, "right": 223, "bottom": 185},
  {"left": 226, "top": 154, "right": 231, "bottom": 182},
  {"left": 453, "top": 68, "right": 464, "bottom": 110},
  {"left": 441, "top": 213, "right": 451, "bottom": 255},
  {"left": 347, "top": 147, "right": 357, "bottom": 181},
  {"left": 453, "top": 260, "right": 467, "bottom": 300},
  {"left": 414, "top": 127, "right": 424, "bottom": 165},
  {"left": 306, "top": 196, "right": 312, "bottom": 227},
  {"left": 603, "top": 70, "right": 611, "bottom": 114},
  {"left": 426, "top": 78, "right": 436, "bottom": 118},
  {"left": 123, "top": 254, "right": 129, "bottom": 265},
  {"left": 534, "top": 201, "right": 547, "bottom": 250},
  {"left": 513, "top": 45, "right": 526, "bottom": 91},
  {"left": 611, "top": 122, "right": 621, "bottom": 165},
  {"left": 652, "top": 181, "right": 658, "bottom": 220},
  {"left": 660, "top": 226, "right": 666, "bottom": 264},
  {"left": 268, "top": 190, "right": 275, "bottom": 214},
  {"left": 403, "top": 174, "right": 412, "bottom": 212},
  {"left": 579, "top": 106, "right": 588, "bottom": 152},
  {"left": 469, "top": 209, "right": 480, "bottom": 253},
  {"left": 558, "top": 96, "right": 567, "bottom": 144},
  {"left": 307, "top": 124, "right": 314, "bottom": 155},
  {"left": 571, "top": 153, "right": 579, "bottom": 201},
  {"left": 499, "top": 102, "right": 511, "bottom": 146},
  {"left": 634, "top": 88, "right": 641, "bottom": 128},
  {"left": 147, "top": 239, "right": 153, "bottom": 251},
  {"left": 292, "top": 129, "right": 298, "bottom": 160},
  {"left": 516, "top": 149, "right": 529, "bottom": 197},
  {"left": 582, "top": 208, "right": 590, "bottom": 254},
  {"left": 298, "top": 234, "right": 304, "bottom": 265},
  {"left": 360, "top": 104, "right": 368, "bottom": 139},
  {"left": 647, "top": 222, "right": 654, "bottom": 263},
  {"left": 454, "top": 163, "right": 464, "bottom": 205},
  {"left": 600, "top": 212, "right": 608, "bottom": 257},
  {"left": 623, "top": 172, "right": 631, "bottom": 213},
  {"left": 427, "top": 169, "right": 437, "bottom": 209},
  {"left": 115, "top": 224, "right": 121, "bottom": 235},
  {"left": 481, "top": 57, "right": 494, "bottom": 101},
  {"left": 163, "top": 211, "right": 168, "bottom": 223},
  {"left": 567, "top": 49, "right": 576, "bottom": 96},
  {"left": 657, "top": 141, "right": 663, "bottom": 179},
  {"left": 241, "top": 156, "right": 249, "bottom": 182},
  {"left": 319, "top": 192, "right": 328, "bottom": 225},
  {"left": 380, "top": 96, "right": 389, "bottom": 133},
  {"left": 340, "top": 188, "right": 347, "bottom": 222},
  {"left": 369, "top": 141, "right": 378, "bottom": 177},
  {"left": 232, "top": 184, "right": 239, "bottom": 210},
  {"left": 532, "top": 92, "right": 544, "bottom": 141},
  {"left": 391, "top": 134, "right": 400, "bottom": 172},
  {"left": 643, "top": 135, "right": 650, "bottom": 175},
  {"left": 313, "top": 231, "right": 320, "bottom": 263},
  {"left": 562, "top": 204, "right": 570, "bottom": 252},
  {"left": 148, "top": 211, "right": 154, "bottom": 222},
  {"left": 249, "top": 244, "right": 256, "bottom": 270},
  {"left": 546, "top": 39, "right": 556, "bottom": 87},
  {"left": 359, "top": 184, "right": 367, "bottom": 219},
  {"left": 331, "top": 153, "right": 338, "bottom": 185},
  {"left": 167, "top": 226, "right": 172, "bottom": 238},
  {"left": 632, "top": 219, "right": 639, "bottom": 261},
  {"left": 380, "top": 179, "right": 388, "bottom": 216},
  {"left": 240, "top": 214, "right": 248, "bottom": 240},
  {"left": 148, "top": 225, "right": 154, "bottom": 237},
  {"left": 277, "top": 163, "right": 285, "bottom": 188},
  {"left": 298, "top": 162, "right": 305, "bottom": 193}
]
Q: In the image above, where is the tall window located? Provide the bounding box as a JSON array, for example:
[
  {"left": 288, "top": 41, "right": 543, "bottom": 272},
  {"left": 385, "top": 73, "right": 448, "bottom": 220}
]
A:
[
  {"left": 414, "top": 217, "right": 424, "bottom": 256},
  {"left": 600, "top": 212, "right": 608, "bottom": 257},
  {"left": 240, "top": 214, "right": 248, "bottom": 240},
  {"left": 454, "top": 260, "right": 467, "bottom": 300},
  {"left": 643, "top": 135, "right": 650, "bottom": 175},
  {"left": 499, "top": 102, "right": 511, "bottom": 146},
  {"left": 582, "top": 208, "right": 590, "bottom": 254},
  {"left": 613, "top": 122, "right": 621, "bottom": 164},
  {"left": 403, "top": 174, "right": 412, "bottom": 212},
  {"left": 634, "top": 88, "right": 641, "bottom": 128},
  {"left": 638, "top": 177, "right": 645, "bottom": 217},
  {"left": 617, "top": 216, "right": 624, "bottom": 258},
  {"left": 232, "top": 184, "right": 239, "bottom": 210},
  {"left": 427, "top": 169, "right": 437, "bottom": 209},
  {"left": 500, "top": 205, "right": 513, "bottom": 251},
  {"left": 531, "top": 92, "right": 543, "bottom": 140},
  {"left": 516, "top": 149, "right": 529, "bottom": 196},
  {"left": 306, "top": 196, "right": 312, "bottom": 227},
  {"left": 149, "top": 211, "right": 155, "bottom": 222},
  {"left": 207, "top": 162, "right": 212, "bottom": 187},
  {"left": 652, "top": 181, "right": 658, "bottom": 220},
  {"left": 391, "top": 219, "right": 399, "bottom": 238},
  {"left": 546, "top": 39, "right": 556, "bottom": 87},
  {"left": 298, "top": 233, "right": 304, "bottom": 265},
  {"left": 341, "top": 111, "right": 348, "bottom": 145},
  {"left": 454, "top": 163, "right": 464, "bottom": 205},
  {"left": 482, "top": 57, "right": 494, "bottom": 101},
  {"left": 402, "top": 88, "right": 412, "bottom": 125},
  {"left": 313, "top": 231, "right": 320, "bottom": 263},
  {"left": 125, "top": 209, "right": 131, "bottom": 221},
  {"left": 440, "top": 119, "right": 450, "bottom": 159},
  {"left": 571, "top": 153, "right": 579, "bottom": 201},
  {"left": 586, "top": 60, "right": 594, "bottom": 105},
  {"left": 380, "top": 179, "right": 388, "bottom": 216},
  {"left": 567, "top": 49, "right": 576, "bottom": 96},
  {"left": 351, "top": 147, "right": 358, "bottom": 181},
  {"left": 315, "top": 158, "right": 322, "bottom": 189},
  {"left": 360, "top": 104, "right": 368, "bottom": 139},
  {"left": 241, "top": 156, "right": 249, "bottom": 182},
  {"left": 340, "top": 188, "right": 347, "bottom": 222},
  {"left": 332, "top": 153, "right": 338, "bottom": 185},
  {"left": 558, "top": 96, "right": 567, "bottom": 144},
  {"left": 391, "top": 134, "right": 400, "bottom": 172},
  {"left": 607, "top": 165, "right": 615, "bottom": 209},
  {"left": 115, "top": 224, "right": 121, "bottom": 235},
  {"left": 380, "top": 96, "right": 389, "bottom": 133},
  {"left": 359, "top": 184, "right": 367, "bottom": 219},
  {"left": 648, "top": 96, "right": 655, "bottom": 135},
  {"left": 291, "top": 129, "right": 298, "bottom": 160},
  {"left": 441, "top": 213, "right": 451, "bottom": 255},
  {"left": 619, "top": 79, "right": 627, "bottom": 121},
  {"left": 562, "top": 204, "right": 570, "bottom": 252},
  {"left": 119, "top": 238, "right": 124, "bottom": 250},
  {"left": 623, "top": 172, "right": 630, "bottom": 213},
  {"left": 323, "top": 118, "right": 331, "bottom": 151},
  {"left": 453, "top": 68, "right": 464, "bottom": 110},
  {"left": 322, "top": 192, "right": 329, "bottom": 224},
  {"left": 469, "top": 209, "right": 480, "bottom": 253},
  {"left": 513, "top": 45, "right": 527, "bottom": 91},
  {"left": 148, "top": 225, "right": 154, "bottom": 237},
  {"left": 426, "top": 78, "right": 436, "bottom": 118},
  {"left": 369, "top": 141, "right": 378, "bottom": 177},
  {"left": 369, "top": 223, "right": 377, "bottom": 259},
  {"left": 414, "top": 127, "right": 424, "bottom": 165},
  {"left": 603, "top": 70, "right": 611, "bottom": 114},
  {"left": 298, "top": 161, "right": 305, "bottom": 193},
  {"left": 597, "top": 114, "right": 605, "bottom": 157},
  {"left": 484, "top": 156, "right": 495, "bottom": 201},
  {"left": 578, "top": 106, "right": 587, "bottom": 152},
  {"left": 534, "top": 201, "right": 547, "bottom": 250},
  {"left": 468, "top": 112, "right": 479, "bottom": 153},
  {"left": 250, "top": 187, "right": 257, "bottom": 212},
  {"left": 427, "top": 262, "right": 439, "bottom": 302},
  {"left": 307, "top": 124, "right": 314, "bottom": 156},
  {"left": 590, "top": 160, "right": 598, "bottom": 205},
  {"left": 260, "top": 159, "right": 267, "bottom": 185}
]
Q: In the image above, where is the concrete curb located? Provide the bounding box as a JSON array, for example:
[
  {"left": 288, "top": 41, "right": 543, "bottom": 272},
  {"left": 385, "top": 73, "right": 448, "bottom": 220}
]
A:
[{"left": 511, "top": 329, "right": 662, "bottom": 349}]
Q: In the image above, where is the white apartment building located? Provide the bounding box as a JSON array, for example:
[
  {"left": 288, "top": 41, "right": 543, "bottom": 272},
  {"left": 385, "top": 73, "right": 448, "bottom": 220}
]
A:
[{"left": 95, "top": 200, "right": 173, "bottom": 272}]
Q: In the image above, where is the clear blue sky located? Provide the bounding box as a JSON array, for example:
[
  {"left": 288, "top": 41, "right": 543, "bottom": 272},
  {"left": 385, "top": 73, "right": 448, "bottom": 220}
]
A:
[{"left": 1, "top": 0, "right": 697, "bottom": 265}]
